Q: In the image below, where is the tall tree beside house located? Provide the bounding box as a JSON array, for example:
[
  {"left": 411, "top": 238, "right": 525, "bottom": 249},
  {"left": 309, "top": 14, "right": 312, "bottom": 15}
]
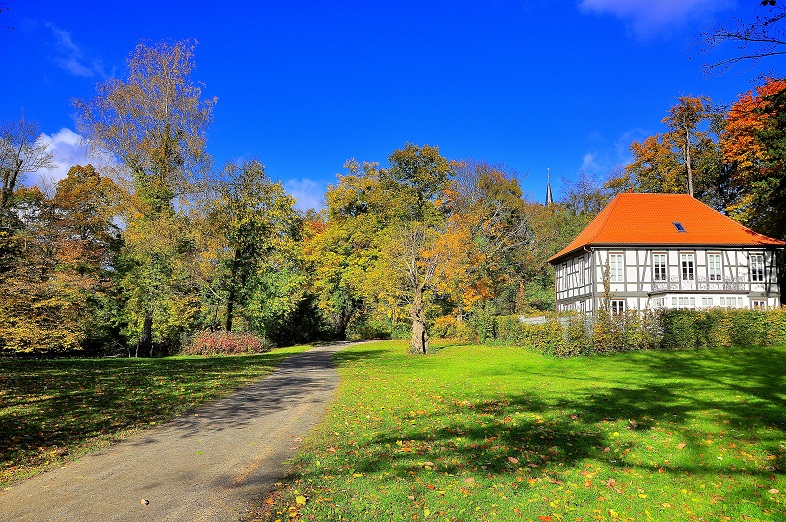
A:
[
  {"left": 625, "top": 96, "right": 725, "bottom": 206},
  {"left": 73, "top": 39, "right": 215, "bottom": 355},
  {"left": 437, "top": 160, "right": 531, "bottom": 319},
  {"left": 722, "top": 77, "right": 786, "bottom": 241}
]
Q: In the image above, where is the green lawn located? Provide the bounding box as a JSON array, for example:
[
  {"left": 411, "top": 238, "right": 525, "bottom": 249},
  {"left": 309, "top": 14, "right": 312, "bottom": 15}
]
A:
[
  {"left": 0, "top": 345, "right": 309, "bottom": 487},
  {"left": 252, "top": 341, "right": 786, "bottom": 522}
]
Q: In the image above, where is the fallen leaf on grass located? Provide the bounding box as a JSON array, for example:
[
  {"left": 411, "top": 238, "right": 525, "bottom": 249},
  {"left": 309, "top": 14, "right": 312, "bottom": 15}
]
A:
[
  {"left": 769, "top": 488, "right": 780, "bottom": 494},
  {"left": 508, "top": 456, "right": 519, "bottom": 464},
  {"left": 295, "top": 495, "right": 306, "bottom": 506}
]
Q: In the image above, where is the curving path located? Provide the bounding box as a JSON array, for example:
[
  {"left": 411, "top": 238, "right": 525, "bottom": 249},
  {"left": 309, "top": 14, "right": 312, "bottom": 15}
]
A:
[{"left": 0, "top": 343, "right": 351, "bottom": 522}]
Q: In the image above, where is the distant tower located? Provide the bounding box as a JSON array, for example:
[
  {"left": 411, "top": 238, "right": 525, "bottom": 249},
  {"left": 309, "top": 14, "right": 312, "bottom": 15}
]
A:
[{"left": 545, "top": 168, "right": 554, "bottom": 206}]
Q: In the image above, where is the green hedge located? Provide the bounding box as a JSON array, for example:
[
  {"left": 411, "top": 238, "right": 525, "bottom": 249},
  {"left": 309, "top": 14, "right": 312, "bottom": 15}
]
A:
[{"left": 488, "top": 308, "right": 786, "bottom": 356}]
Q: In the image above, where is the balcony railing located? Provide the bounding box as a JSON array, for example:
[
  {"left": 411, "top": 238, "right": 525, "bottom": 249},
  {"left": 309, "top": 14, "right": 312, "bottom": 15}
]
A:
[{"left": 651, "top": 276, "right": 750, "bottom": 293}]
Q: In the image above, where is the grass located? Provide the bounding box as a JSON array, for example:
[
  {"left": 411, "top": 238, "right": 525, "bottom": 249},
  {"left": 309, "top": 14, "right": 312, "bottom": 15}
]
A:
[
  {"left": 250, "top": 341, "right": 786, "bottom": 522},
  {"left": 0, "top": 345, "right": 309, "bottom": 487}
]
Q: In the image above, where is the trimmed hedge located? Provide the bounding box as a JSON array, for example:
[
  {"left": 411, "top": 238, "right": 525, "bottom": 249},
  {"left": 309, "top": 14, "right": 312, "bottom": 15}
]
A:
[{"left": 488, "top": 308, "right": 786, "bottom": 356}]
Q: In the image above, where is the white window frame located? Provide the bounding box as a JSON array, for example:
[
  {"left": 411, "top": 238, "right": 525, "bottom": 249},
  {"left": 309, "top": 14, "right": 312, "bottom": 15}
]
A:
[
  {"left": 653, "top": 253, "right": 667, "bottom": 282},
  {"left": 680, "top": 253, "right": 695, "bottom": 282},
  {"left": 752, "top": 300, "right": 767, "bottom": 309},
  {"left": 609, "top": 253, "right": 624, "bottom": 283},
  {"left": 750, "top": 254, "right": 765, "bottom": 283},
  {"left": 610, "top": 299, "right": 625, "bottom": 315},
  {"left": 707, "top": 253, "right": 723, "bottom": 282}
]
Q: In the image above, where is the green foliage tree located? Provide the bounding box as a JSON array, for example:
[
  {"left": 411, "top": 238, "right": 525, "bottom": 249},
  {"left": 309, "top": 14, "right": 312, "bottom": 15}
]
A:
[{"left": 206, "top": 159, "right": 302, "bottom": 335}]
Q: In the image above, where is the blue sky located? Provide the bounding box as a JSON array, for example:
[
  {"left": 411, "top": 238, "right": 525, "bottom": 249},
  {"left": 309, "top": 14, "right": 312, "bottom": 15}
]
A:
[{"left": 2, "top": 0, "right": 783, "bottom": 210}]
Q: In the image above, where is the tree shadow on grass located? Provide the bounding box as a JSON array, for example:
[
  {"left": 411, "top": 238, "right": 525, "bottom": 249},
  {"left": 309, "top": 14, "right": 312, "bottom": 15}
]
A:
[
  {"left": 0, "top": 349, "right": 301, "bottom": 479},
  {"left": 349, "top": 392, "right": 605, "bottom": 479}
]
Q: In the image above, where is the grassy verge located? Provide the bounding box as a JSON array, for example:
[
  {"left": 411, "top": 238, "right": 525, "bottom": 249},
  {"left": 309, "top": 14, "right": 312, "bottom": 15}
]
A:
[
  {"left": 251, "top": 341, "right": 786, "bottom": 521},
  {"left": 0, "top": 345, "right": 310, "bottom": 487}
]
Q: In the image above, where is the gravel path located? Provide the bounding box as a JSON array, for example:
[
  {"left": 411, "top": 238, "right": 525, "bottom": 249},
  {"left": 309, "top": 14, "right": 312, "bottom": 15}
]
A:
[{"left": 0, "top": 343, "right": 350, "bottom": 522}]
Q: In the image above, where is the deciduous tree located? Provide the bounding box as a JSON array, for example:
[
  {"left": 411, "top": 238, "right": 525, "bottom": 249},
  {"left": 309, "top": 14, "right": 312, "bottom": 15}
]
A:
[
  {"left": 73, "top": 39, "right": 215, "bottom": 354},
  {"left": 0, "top": 113, "right": 54, "bottom": 212}
]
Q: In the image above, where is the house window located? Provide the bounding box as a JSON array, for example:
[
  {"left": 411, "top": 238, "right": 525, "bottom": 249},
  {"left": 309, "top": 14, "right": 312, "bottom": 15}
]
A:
[
  {"left": 671, "top": 297, "right": 677, "bottom": 306},
  {"left": 680, "top": 253, "right": 695, "bottom": 282},
  {"left": 609, "top": 253, "right": 624, "bottom": 282},
  {"left": 677, "top": 296, "right": 696, "bottom": 308},
  {"left": 701, "top": 297, "right": 714, "bottom": 307},
  {"left": 653, "top": 253, "right": 667, "bottom": 282},
  {"left": 610, "top": 300, "right": 625, "bottom": 315},
  {"left": 750, "top": 254, "right": 765, "bottom": 282},
  {"left": 752, "top": 300, "right": 767, "bottom": 309},
  {"left": 707, "top": 253, "right": 722, "bottom": 281}
]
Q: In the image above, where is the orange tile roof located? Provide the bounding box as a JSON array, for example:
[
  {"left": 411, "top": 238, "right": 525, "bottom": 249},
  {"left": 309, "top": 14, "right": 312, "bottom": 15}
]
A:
[{"left": 548, "top": 193, "right": 786, "bottom": 264}]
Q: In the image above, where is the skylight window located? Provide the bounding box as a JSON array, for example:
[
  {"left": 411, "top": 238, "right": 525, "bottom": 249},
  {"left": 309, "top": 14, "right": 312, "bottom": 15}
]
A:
[{"left": 673, "top": 222, "right": 687, "bottom": 232}]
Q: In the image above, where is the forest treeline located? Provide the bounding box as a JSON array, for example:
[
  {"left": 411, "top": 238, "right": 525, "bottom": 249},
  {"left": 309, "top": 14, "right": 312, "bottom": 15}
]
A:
[{"left": 1, "top": 40, "right": 785, "bottom": 356}]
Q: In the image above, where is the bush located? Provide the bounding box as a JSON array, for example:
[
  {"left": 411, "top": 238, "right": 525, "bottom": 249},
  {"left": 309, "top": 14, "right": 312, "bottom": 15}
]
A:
[
  {"left": 485, "top": 308, "right": 786, "bottom": 357},
  {"left": 431, "top": 315, "right": 476, "bottom": 342},
  {"left": 182, "top": 330, "right": 267, "bottom": 356}
]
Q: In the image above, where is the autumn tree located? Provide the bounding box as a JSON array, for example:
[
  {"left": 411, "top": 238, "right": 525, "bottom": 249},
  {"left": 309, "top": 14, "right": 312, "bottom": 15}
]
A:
[
  {"left": 0, "top": 166, "right": 120, "bottom": 354},
  {"left": 722, "top": 77, "right": 786, "bottom": 240},
  {"left": 438, "top": 161, "right": 531, "bottom": 320},
  {"left": 377, "top": 144, "right": 453, "bottom": 354},
  {"left": 73, "top": 39, "right": 215, "bottom": 355},
  {"left": 305, "top": 160, "right": 384, "bottom": 339}
]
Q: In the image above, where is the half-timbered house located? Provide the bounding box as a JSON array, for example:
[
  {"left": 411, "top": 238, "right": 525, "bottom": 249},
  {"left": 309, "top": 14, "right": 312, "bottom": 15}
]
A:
[{"left": 547, "top": 193, "right": 785, "bottom": 313}]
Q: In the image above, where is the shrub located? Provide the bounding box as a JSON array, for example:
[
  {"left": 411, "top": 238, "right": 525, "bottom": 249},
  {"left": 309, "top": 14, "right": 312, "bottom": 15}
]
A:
[
  {"left": 431, "top": 315, "right": 476, "bottom": 342},
  {"left": 182, "top": 330, "right": 267, "bottom": 356},
  {"left": 485, "top": 308, "right": 786, "bottom": 357}
]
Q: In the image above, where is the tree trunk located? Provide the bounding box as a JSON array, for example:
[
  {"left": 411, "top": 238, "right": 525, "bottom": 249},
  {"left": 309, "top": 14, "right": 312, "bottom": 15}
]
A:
[
  {"left": 137, "top": 309, "right": 153, "bottom": 357},
  {"left": 409, "top": 284, "right": 429, "bottom": 354},
  {"left": 225, "top": 249, "right": 240, "bottom": 332},
  {"left": 685, "top": 124, "right": 694, "bottom": 197}
]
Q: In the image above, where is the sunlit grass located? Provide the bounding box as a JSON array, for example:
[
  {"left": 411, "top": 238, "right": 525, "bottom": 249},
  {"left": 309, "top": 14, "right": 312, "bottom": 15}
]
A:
[
  {"left": 0, "top": 345, "right": 309, "bottom": 487},
  {"left": 251, "top": 341, "right": 786, "bottom": 521}
]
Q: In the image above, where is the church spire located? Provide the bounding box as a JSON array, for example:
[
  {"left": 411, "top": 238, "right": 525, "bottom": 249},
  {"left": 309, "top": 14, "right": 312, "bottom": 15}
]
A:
[{"left": 545, "top": 168, "right": 554, "bottom": 206}]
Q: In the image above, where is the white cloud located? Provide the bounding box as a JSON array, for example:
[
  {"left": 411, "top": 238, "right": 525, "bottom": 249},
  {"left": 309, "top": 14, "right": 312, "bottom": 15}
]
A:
[
  {"left": 580, "top": 152, "right": 603, "bottom": 173},
  {"left": 578, "top": 0, "right": 732, "bottom": 36},
  {"left": 46, "top": 23, "right": 110, "bottom": 78},
  {"left": 29, "top": 128, "right": 93, "bottom": 187},
  {"left": 284, "top": 177, "right": 326, "bottom": 211}
]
